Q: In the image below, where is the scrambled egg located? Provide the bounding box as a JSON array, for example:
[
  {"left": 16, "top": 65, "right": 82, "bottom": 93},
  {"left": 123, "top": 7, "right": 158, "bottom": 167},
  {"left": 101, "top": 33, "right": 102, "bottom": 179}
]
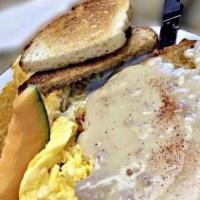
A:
[
  {"left": 44, "top": 90, "right": 63, "bottom": 124},
  {"left": 19, "top": 117, "right": 93, "bottom": 200},
  {"left": 12, "top": 57, "right": 30, "bottom": 88}
]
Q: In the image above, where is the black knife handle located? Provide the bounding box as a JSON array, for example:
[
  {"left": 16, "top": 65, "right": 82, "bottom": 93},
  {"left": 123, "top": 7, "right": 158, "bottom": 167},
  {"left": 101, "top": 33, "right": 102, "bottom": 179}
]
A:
[
  {"left": 159, "top": 16, "right": 181, "bottom": 49},
  {"left": 159, "top": 0, "right": 184, "bottom": 49}
]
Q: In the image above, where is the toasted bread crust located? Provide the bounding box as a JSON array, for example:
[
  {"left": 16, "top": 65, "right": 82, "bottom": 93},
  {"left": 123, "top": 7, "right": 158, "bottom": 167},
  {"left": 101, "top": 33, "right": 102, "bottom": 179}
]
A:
[
  {"left": 20, "top": 0, "right": 132, "bottom": 72},
  {"left": 153, "top": 39, "right": 196, "bottom": 69},
  {"left": 19, "top": 27, "right": 158, "bottom": 94}
]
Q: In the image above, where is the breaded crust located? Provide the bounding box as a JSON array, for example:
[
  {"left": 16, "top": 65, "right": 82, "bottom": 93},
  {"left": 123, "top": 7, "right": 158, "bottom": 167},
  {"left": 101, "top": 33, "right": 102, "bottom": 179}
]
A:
[
  {"left": 153, "top": 39, "right": 196, "bottom": 69},
  {"left": 19, "top": 27, "right": 158, "bottom": 94},
  {"left": 20, "top": 0, "right": 132, "bottom": 72}
]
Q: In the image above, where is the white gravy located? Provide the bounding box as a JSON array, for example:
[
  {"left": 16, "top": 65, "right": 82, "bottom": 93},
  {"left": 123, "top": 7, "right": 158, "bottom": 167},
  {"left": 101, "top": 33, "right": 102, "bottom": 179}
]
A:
[{"left": 76, "top": 55, "right": 200, "bottom": 200}]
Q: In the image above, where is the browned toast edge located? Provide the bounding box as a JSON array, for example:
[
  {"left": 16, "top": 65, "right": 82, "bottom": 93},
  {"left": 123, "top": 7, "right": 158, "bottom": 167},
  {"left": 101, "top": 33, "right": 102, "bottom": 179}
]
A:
[{"left": 19, "top": 27, "right": 158, "bottom": 94}]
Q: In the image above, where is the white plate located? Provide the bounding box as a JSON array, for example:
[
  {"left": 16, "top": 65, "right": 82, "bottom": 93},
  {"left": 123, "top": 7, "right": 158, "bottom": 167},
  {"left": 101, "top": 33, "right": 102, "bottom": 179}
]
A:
[{"left": 0, "top": 27, "right": 200, "bottom": 92}]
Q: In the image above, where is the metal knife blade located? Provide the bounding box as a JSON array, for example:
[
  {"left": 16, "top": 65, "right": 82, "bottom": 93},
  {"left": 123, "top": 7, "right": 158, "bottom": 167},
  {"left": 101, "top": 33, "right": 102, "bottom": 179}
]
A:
[{"left": 159, "top": 0, "right": 184, "bottom": 49}]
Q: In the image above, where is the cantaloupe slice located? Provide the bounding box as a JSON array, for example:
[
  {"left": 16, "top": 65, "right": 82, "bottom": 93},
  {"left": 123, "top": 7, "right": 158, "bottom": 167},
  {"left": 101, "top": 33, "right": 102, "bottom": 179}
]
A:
[{"left": 0, "top": 86, "right": 50, "bottom": 200}]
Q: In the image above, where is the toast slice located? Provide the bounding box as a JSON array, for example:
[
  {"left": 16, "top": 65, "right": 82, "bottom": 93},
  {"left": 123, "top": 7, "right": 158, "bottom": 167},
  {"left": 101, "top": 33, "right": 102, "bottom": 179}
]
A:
[
  {"left": 20, "top": 0, "right": 132, "bottom": 72},
  {"left": 19, "top": 27, "right": 158, "bottom": 94},
  {"left": 153, "top": 39, "right": 196, "bottom": 69}
]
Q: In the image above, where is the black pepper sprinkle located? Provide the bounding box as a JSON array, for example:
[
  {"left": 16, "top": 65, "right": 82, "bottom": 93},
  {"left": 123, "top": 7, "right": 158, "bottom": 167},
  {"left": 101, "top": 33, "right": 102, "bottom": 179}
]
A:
[{"left": 126, "top": 169, "right": 134, "bottom": 176}]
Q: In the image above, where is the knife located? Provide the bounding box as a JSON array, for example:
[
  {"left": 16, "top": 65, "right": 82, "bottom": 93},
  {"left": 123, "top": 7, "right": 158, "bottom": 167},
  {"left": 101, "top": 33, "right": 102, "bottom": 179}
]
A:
[{"left": 159, "top": 0, "right": 184, "bottom": 49}]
